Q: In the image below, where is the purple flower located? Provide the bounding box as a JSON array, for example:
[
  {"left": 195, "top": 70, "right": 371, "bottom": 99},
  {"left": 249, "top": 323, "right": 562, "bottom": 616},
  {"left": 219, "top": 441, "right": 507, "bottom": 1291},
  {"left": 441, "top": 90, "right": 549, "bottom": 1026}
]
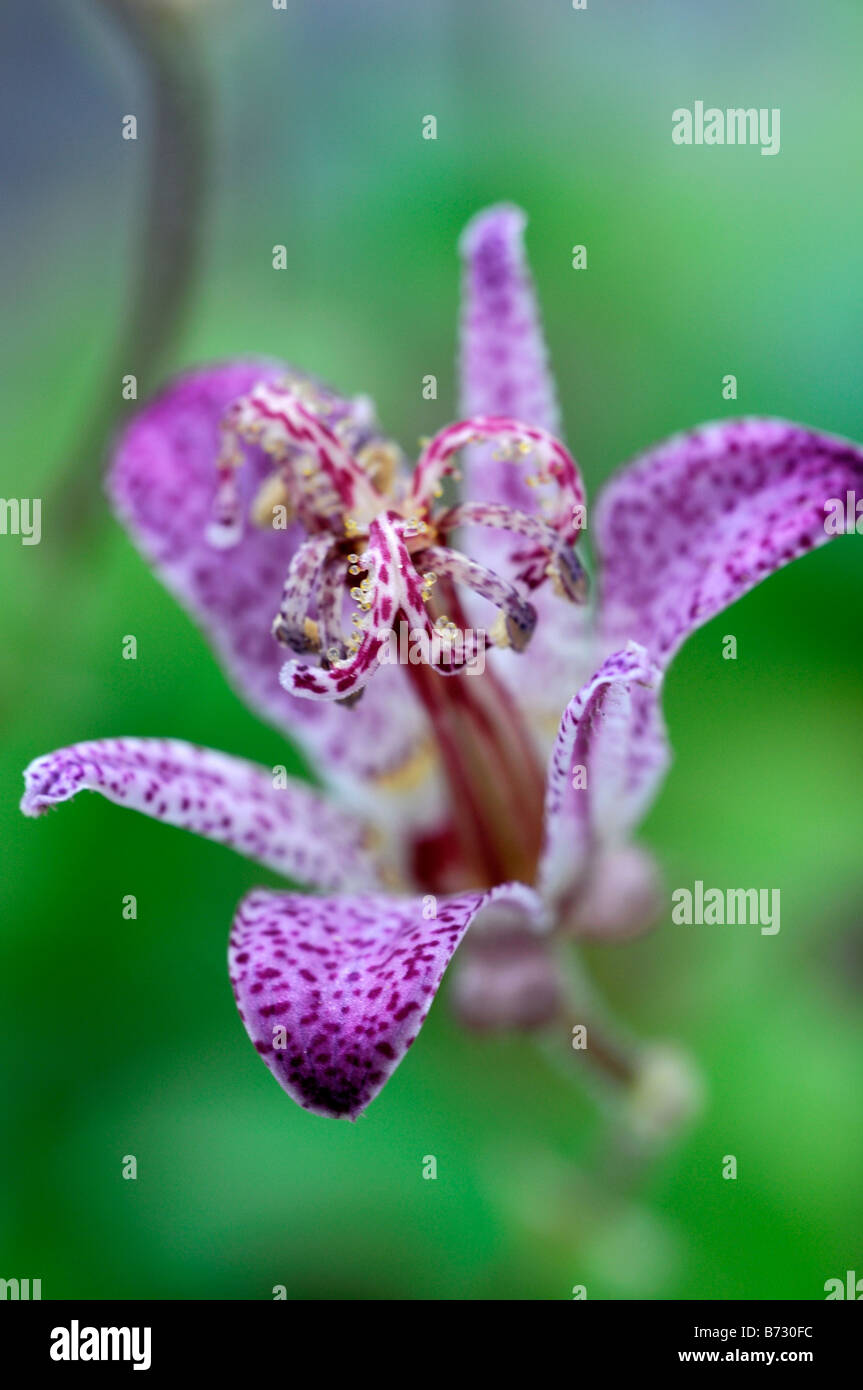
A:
[{"left": 21, "top": 204, "right": 863, "bottom": 1120}]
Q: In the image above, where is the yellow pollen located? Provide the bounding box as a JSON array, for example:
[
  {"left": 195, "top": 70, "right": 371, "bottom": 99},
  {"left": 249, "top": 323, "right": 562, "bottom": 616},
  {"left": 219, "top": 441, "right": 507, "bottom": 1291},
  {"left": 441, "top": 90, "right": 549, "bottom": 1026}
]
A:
[
  {"left": 434, "top": 615, "right": 457, "bottom": 634},
  {"left": 489, "top": 611, "right": 512, "bottom": 649}
]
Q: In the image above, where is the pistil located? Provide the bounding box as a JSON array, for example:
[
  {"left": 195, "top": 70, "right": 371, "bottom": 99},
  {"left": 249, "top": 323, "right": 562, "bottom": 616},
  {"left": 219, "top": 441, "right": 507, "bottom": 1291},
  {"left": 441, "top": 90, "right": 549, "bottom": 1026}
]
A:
[{"left": 405, "top": 585, "right": 547, "bottom": 892}]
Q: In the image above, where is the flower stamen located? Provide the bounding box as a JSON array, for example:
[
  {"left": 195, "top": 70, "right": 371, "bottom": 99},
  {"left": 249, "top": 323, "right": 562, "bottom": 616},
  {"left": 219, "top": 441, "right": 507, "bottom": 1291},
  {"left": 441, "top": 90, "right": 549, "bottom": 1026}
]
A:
[{"left": 206, "top": 382, "right": 588, "bottom": 698}]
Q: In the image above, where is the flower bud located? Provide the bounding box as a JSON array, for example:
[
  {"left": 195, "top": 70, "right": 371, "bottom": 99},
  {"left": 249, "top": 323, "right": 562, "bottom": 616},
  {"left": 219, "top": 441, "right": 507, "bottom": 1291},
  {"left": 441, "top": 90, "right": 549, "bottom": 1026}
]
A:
[
  {"left": 451, "top": 914, "right": 563, "bottom": 1032},
  {"left": 571, "top": 845, "right": 663, "bottom": 942}
]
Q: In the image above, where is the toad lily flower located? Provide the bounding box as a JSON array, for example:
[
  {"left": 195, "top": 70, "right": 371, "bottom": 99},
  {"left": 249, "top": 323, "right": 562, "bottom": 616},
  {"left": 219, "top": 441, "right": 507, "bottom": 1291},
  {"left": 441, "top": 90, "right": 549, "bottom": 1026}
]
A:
[{"left": 22, "top": 204, "right": 863, "bottom": 1121}]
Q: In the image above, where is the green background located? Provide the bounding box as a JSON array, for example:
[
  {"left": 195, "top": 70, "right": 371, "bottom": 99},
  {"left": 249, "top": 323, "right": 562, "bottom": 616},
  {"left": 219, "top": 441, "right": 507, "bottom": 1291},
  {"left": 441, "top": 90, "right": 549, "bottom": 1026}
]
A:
[{"left": 1, "top": 0, "right": 861, "bottom": 1299}]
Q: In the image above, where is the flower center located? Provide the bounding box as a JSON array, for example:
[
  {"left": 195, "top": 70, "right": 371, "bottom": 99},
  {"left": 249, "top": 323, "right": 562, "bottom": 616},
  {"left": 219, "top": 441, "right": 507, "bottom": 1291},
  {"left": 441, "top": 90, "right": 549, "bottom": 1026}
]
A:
[{"left": 207, "top": 377, "right": 588, "bottom": 889}]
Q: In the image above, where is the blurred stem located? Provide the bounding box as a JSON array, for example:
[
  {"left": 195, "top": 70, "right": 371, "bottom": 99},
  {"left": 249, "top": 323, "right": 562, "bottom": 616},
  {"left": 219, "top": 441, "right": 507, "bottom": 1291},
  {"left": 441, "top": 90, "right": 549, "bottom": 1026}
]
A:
[
  {"left": 50, "top": 0, "right": 211, "bottom": 556},
  {"left": 543, "top": 943, "right": 642, "bottom": 1093},
  {"left": 540, "top": 943, "right": 701, "bottom": 1194}
]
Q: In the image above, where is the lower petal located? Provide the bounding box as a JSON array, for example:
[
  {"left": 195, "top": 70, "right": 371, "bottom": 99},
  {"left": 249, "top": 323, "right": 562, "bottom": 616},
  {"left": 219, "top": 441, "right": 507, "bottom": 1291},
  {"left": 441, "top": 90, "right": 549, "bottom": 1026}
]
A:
[{"left": 228, "top": 881, "right": 545, "bottom": 1119}]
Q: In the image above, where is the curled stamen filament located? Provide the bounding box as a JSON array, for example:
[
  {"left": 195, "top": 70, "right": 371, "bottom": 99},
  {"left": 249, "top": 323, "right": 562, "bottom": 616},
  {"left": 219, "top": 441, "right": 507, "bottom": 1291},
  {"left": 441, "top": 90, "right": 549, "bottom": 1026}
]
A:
[
  {"left": 416, "top": 543, "right": 537, "bottom": 651},
  {"left": 271, "top": 534, "right": 335, "bottom": 652},
  {"left": 438, "top": 500, "right": 589, "bottom": 601}
]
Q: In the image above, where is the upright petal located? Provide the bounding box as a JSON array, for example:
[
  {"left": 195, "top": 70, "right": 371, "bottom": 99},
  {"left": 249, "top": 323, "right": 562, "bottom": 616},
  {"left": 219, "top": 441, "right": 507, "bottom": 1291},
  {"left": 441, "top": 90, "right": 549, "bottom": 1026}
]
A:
[
  {"left": 538, "top": 644, "right": 666, "bottom": 910},
  {"left": 228, "top": 881, "right": 546, "bottom": 1119},
  {"left": 21, "top": 738, "right": 379, "bottom": 891},
  {"left": 108, "top": 362, "right": 430, "bottom": 809},
  {"left": 596, "top": 418, "right": 863, "bottom": 665},
  {"left": 458, "top": 205, "right": 594, "bottom": 728},
  {"left": 459, "top": 204, "right": 561, "bottom": 510}
]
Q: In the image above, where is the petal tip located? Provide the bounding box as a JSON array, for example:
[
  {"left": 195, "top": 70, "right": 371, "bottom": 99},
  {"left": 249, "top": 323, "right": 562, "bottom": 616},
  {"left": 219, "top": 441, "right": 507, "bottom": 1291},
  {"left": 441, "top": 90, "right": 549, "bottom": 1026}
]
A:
[
  {"left": 20, "top": 754, "right": 83, "bottom": 817},
  {"left": 459, "top": 202, "right": 527, "bottom": 258}
]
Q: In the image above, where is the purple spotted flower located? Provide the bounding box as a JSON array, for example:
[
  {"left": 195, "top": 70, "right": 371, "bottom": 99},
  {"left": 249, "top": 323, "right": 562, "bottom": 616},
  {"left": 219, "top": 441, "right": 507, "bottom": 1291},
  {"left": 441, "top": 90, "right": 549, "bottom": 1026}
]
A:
[{"left": 22, "top": 205, "right": 863, "bottom": 1120}]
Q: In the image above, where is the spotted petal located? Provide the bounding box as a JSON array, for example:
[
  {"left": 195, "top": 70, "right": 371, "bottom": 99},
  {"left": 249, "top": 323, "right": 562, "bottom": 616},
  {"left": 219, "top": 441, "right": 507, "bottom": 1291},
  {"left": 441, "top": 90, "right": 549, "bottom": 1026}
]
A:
[
  {"left": 21, "top": 738, "right": 379, "bottom": 891},
  {"left": 108, "top": 362, "right": 430, "bottom": 804},
  {"left": 229, "top": 881, "right": 546, "bottom": 1119},
  {"left": 596, "top": 418, "right": 863, "bottom": 665},
  {"left": 458, "top": 205, "right": 595, "bottom": 728},
  {"left": 459, "top": 205, "right": 562, "bottom": 513},
  {"left": 538, "top": 644, "right": 666, "bottom": 910}
]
